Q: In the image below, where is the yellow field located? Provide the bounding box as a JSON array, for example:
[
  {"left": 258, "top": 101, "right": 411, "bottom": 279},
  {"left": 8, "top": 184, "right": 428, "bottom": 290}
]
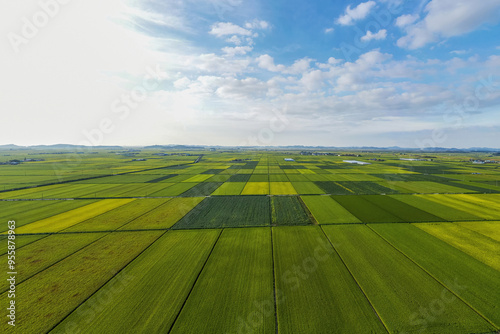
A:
[
  {"left": 15, "top": 199, "right": 134, "bottom": 234},
  {"left": 240, "top": 182, "right": 269, "bottom": 195},
  {"left": 269, "top": 182, "right": 298, "bottom": 195},
  {"left": 182, "top": 174, "right": 214, "bottom": 182},
  {"left": 416, "top": 223, "right": 500, "bottom": 272}
]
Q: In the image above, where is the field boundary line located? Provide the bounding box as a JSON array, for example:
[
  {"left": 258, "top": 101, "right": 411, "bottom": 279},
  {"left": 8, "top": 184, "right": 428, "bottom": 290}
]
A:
[
  {"left": 57, "top": 198, "right": 170, "bottom": 233},
  {"left": 1, "top": 231, "right": 115, "bottom": 295},
  {"left": 319, "top": 226, "right": 390, "bottom": 334},
  {"left": 167, "top": 228, "right": 224, "bottom": 333},
  {"left": 270, "top": 227, "right": 279, "bottom": 334},
  {"left": 366, "top": 224, "right": 499, "bottom": 330},
  {"left": 47, "top": 229, "right": 170, "bottom": 333}
]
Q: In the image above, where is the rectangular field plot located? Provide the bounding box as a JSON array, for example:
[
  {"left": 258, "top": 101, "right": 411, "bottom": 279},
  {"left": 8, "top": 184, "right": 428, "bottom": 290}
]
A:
[
  {"left": 301, "top": 196, "right": 361, "bottom": 224},
  {"left": 15, "top": 199, "right": 134, "bottom": 234},
  {"left": 240, "top": 182, "right": 269, "bottom": 195},
  {"left": 172, "top": 196, "right": 271, "bottom": 229},
  {"left": 362, "top": 195, "right": 443, "bottom": 222},
  {"left": 415, "top": 223, "right": 500, "bottom": 272},
  {"left": 210, "top": 182, "right": 246, "bottom": 195},
  {"left": 455, "top": 221, "right": 500, "bottom": 242},
  {"left": 290, "top": 181, "right": 326, "bottom": 194},
  {"left": 170, "top": 228, "right": 274, "bottom": 334},
  {"left": 271, "top": 196, "right": 313, "bottom": 225},
  {"left": 0, "top": 199, "right": 98, "bottom": 232},
  {"left": 0, "top": 231, "right": 163, "bottom": 334},
  {"left": 227, "top": 174, "right": 251, "bottom": 182},
  {"left": 322, "top": 225, "right": 495, "bottom": 334},
  {"left": 51, "top": 229, "right": 220, "bottom": 334},
  {"left": 389, "top": 194, "right": 482, "bottom": 221},
  {"left": 273, "top": 226, "right": 386, "bottom": 333},
  {"left": 332, "top": 195, "right": 404, "bottom": 223},
  {"left": 390, "top": 181, "right": 473, "bottom": 194},
  {"left": 371, "top": 223, "right": 500, "bottom": 328},
  {"left": 179, "top": 182, "right": 223, "bottom": 197},
  {"left": 269, "top": 182, "right": 297, "bottom": 195},
  {"left": 0, "top": 233, "right": 105, "bottom": 293},
  {"left": 120, "top": 197, "right": 204, "bottom": 230},
  {"left": 422, "top": 194, "right": 500, "bottom": 220},
  {"left": 148, "top": 182, "right": 196, "bottom": 196},
  {"left": 63, "top": 198, "right": 170, "bottom": 232}
]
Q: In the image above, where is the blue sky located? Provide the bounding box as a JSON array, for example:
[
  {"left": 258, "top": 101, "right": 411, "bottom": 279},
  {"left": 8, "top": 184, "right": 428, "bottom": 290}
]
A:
[{"left": 1, "top": 0, "right": 500, "bottom": 148}]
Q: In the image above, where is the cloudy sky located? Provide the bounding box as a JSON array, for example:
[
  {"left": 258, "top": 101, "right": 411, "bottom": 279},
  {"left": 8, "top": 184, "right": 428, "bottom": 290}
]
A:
[{"left": 1, "top": 0, "right": 500, "bottom": 148}]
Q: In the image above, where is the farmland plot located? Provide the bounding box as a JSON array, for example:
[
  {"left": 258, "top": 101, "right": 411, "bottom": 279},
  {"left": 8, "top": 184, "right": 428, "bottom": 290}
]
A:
[
  {"left": 455, "top": 221, "right": 500, "bottom": 242},
  {"left": 63, "top": 198, "right": 170, "bottom": 232},
  {"left": 0, "top": 231, "right": 163, "bottom": 334},
  {"left": 389, "top": 194, "right": 482, "bottom": 221},
  {"left": 0, "top": 233, "right": 106, "bottom": 293},
  {"left": 273, "top": 226, "right": 387, "bottom": 333},
  {"left": 15, "top": 199, "right": 133, "bottom": 234},
  {"left": 415, "top": 223, "right": 500, "bottom": 272},
  {"left": 179, "top": 182, "right": 223, "bottom": 197},
  {"left": 210, "top": 182, "right": 246, "bottom": 195},
  {"left": 362, "top": 195, "right": 443, "bottom": 222},
  {"left": 269, "top": 182, "right": 297, "bottom": 195},
  {"left": 271, "top": 196, "right": 313, "bottom": 225},
  {"left": 148, "top": 182, "right": 196, "bottom": 196},
  {"left": 422, "top": 194, "right": 500, "bottom": 220},
  {"left": 0, "top": 199, "right": 96, "bottom": 231},
  {"left": 290, "top": 181, "right": 325, "bottom": 194},
  {"left": 51, "top": 230, "right": 220, "bottom": 334},
  {"left": 173, "top": 196, "right": 271, "bottom": 229},
  {"left": 301, "top": 195, "right": 361, "bottom": 224},
  {"left": 170, "top": 228, "right": 274, "bottom": 334},
  {"left": 322, "top": 225, "right": 495, "bottom": 334},
  {"left": 332, "top": 195, "right": 404, "bottom": 223},
  {"left": 241, "top": 182, "right": 269, "bottom": 195},
  {"left": 371, "top": 223, "right": 500, "bottom": 328},
  {"left": 120, "top": 197, "right": 204, "bottom": 230}
]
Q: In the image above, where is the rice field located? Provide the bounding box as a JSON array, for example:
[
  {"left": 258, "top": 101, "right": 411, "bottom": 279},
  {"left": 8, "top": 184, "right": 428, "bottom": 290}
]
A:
[{"left": 1, "top": 149, "right": 498, "bottom": 333}]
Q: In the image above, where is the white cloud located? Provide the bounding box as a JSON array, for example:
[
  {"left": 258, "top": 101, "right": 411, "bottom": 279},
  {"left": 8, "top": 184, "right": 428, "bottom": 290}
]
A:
[
  {"left": 209, "top": 22, "right": 251, "bottom": 37},
  {"left": 395, "top": 14, "right": 419, "bottom": 27},
  {"left": 226, "top": 35, "right": 242, "bottom": 45},
  {"left": 398, "top": 0, "right": 500, "bottom": 49},
  {"left": 336, "top": 1, "right": 376, "bottom": 25},
  {"left": 222, "top": 45, "right": 253, "bottom": 56},
  {"left": 450, "top": 50, "right": 468, "bottom": 55},
  {"left": 361, "top": 29, "right": 387, "bottom": 42},
  {"left": 244, "top": 20, "right": 270, "bottom": 30},
  {"left": 256, "top": 54, "right": 286, "bottom": 72},
  {"left": 324, "top": 28, "right": 334, "bottom": 33}
]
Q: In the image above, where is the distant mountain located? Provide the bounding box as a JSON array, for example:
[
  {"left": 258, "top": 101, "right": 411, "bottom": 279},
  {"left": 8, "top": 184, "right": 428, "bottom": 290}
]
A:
[
  {"left": 0, "top": 144, "right": 24, "bottom": 149},
  {"left": 0, "top": 144, "right": 498, "bottom": 152}
]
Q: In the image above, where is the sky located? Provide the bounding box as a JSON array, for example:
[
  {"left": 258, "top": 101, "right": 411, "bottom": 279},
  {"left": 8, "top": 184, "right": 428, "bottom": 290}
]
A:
[{"left": 1, "top": 0, "right": 500, "bottom": 148}]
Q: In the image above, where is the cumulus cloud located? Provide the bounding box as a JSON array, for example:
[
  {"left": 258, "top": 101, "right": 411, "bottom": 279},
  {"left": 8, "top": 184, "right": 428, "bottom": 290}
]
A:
[
  {"left": 256, "top": 54, "right": 286, "bottom": 72},
  {"left": 397, "top": 0, "right": 500, "bottom": 49},
  {"left": 209, "top": 22, "right": 252, "bottom": 37},
  {"left": 222, "top": 46, "right": 253, "bottom": 56},
  {"left": 361, "top": 29, "right": 387, "bottom": 42},
  {"left": 336, "top": 1, "right": 376, "bottom": 25},
  {"left": 395, "top": 14, "right": 419, "bottom": 27}
]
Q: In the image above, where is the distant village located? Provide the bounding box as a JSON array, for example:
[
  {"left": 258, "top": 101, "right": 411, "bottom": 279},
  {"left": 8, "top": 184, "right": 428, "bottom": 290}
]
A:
[{"left": 0, "top": 158, "right": 45, "bottom": 165}]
